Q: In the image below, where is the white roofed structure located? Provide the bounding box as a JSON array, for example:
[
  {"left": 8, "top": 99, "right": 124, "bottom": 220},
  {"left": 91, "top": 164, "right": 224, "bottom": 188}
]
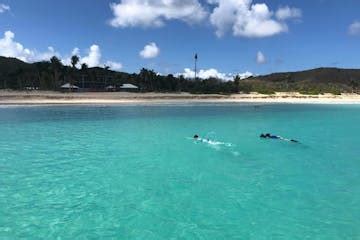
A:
[
  {"left": 60, "top": 83, "right": 79, "bottom": 89},
  {"left": 120, "top": 84, "right": 138, "bottom": 89}
]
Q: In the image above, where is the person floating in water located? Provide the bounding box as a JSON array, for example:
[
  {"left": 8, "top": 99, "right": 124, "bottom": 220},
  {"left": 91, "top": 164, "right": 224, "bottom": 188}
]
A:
[
  {"left": 193, "top": 134, "right": 233, "bottom": 147},
  {"left": 193, "top": 134, "right": 210, "bottom": 143},
  {"left": 260, "top": 133, "right": 299, "bottom": 143}
]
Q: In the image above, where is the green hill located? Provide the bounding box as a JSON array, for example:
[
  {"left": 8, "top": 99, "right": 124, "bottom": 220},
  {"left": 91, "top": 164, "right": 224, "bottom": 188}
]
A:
[{"left": 239, "top": 68, "right": 360, "bottom": 94}]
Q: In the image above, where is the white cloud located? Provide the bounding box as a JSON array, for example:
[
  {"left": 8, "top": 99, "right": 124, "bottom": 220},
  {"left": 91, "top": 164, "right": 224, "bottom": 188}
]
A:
[
  {"left": 0, "top": 31, "right": 59, "bottom": 62},
  {"left": 61, "top": 48, "right": 83, "bottom": 66},
  {"left": 349, "top": 21, "right": 360, "bottom": 36},
  {"left": 256, "top": 51, "right": 266, "bottom": 64},
  {"left": 64, "top": 46, "right": 123, "bottom": 70},
  {"left": 140, "top": 42, "right": 160, "bottom": 59},
  {"left": 71, "top": 47, "right": 80, "bottom": 56},
  {"left": 106, "top": 60, "right": 123, "bottom": 70},
  {"left": 109, "top": 0, "right": 301, "bottom": 38},
  {"left": 0, "top": 3, "right": 10, "bottom": 13},
  {"left": 275, "top": 6, "right": 302, "bottom": 21},
  {"left": 32, "top": 46, "right": 60, "bottom": 62},
  {"left": 177, "top": 68, "right": 253, "bottom": 81},
  {"left": 109, "top": 0, "right": 207, "bottom": 28},
  {"left": 237, "top": 71, "right": 253, "bottom": 79},
  {"left": 0, "top": 30, "right": 123, "bottom": 71},
  {"left": 0, "top": 31, "right": 28, "bottom": 60},
  {"left": 208, "top": 0, "right": 300, "bottom": 38},
  {"left": 81, "top": 45, "right": 101, "bottom": 67}
]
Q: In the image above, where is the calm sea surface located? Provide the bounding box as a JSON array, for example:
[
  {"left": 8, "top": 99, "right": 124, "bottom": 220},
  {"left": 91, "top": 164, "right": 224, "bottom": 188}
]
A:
[{"left": 0, "top": 104, "right": 359, "bottom": 239}]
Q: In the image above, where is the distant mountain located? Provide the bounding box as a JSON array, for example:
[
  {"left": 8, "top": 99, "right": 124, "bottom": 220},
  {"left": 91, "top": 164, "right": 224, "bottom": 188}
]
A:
[
  {"left": 240, "top": 68, "right": 360, "bottom": 94},
  {"left": 253, "top": 68, "right": 360, "bottom": 84},
  {"left": 0, "top": 56, "right": 359, "bottom": 94}
]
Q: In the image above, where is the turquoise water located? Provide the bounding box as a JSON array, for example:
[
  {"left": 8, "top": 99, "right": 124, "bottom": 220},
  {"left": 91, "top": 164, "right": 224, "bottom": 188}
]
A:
[{"left": 0, "top": 104, "right": 359, "bottom": 239}]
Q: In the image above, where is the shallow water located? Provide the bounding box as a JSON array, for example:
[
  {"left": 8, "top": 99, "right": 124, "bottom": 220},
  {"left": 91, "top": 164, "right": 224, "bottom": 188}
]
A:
[{"left": 0, "top": 104, "right": 359, "bottom": 239}]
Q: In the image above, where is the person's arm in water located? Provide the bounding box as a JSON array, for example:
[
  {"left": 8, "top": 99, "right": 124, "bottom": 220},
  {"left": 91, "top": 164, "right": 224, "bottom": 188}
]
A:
[
  {"left": 273, "top": 135, "right": 299, "bottom": 143},
  {"left": 280, "top": 137, "right": 299, "bottom": 143},
  {"left": 270, "top": 135, "right": 280, "bottom": 139}
]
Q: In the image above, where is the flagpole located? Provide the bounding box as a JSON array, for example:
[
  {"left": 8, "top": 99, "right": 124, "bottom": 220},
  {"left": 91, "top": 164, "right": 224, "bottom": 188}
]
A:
[{"left": 194, "top": 53, "right": 198, "bottom": 80}]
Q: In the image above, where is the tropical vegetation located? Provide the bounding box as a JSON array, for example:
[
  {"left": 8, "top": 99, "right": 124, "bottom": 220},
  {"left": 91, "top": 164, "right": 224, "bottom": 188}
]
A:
[{"left": 0, "top": 56, "right": 359, "bottom": 94}]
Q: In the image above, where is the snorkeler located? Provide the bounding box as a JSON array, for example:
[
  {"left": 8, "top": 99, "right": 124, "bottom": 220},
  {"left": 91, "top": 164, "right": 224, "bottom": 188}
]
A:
[
  {"left": 260, "top": 133, "right": 280, "bottom": 139},
  {"left": 193, "top": 134, "right": 233, "bottom": 147},
  {"left": 194, "top": 134, "right": 210, "bottom": 143},
  {"left": 260, "top": 133, "right": 299, "bottom": 143}
]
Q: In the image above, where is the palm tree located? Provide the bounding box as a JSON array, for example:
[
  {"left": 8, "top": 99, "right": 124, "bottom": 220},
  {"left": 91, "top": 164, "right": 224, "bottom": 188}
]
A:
[
  {"left": 234, "top": 75, "right": 241, "bottom": 93},
  {"left": 140, "top": 68, "right": 156, "bottom": 91},
  {"left": 50, "top": 56, "right": 63, "bottom": 90},
  {"left": 81, "top": 63, "right": 88, "bottom": 71},
  {"left": 104, "top": 65, "right": 110, "bottom": 88},
  {"left": 71, "top": 55, "right": 80, "bottom": 69},
  {"left": 81, "top": 63, "right": 88, "bottom": 89},
  {"left": 70, "top": 55, "right": 80, "bottom": 91}
]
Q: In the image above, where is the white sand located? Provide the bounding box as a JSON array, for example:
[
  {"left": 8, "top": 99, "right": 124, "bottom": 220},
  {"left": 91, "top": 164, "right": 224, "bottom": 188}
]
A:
[{"left": 0, "top": 91, "right": 360, "bottom": 105}]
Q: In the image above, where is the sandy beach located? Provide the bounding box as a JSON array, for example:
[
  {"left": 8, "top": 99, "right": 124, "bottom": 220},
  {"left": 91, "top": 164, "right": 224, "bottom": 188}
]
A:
[{"left": 0, "top": 91, "right": 360, "bottom": 105}]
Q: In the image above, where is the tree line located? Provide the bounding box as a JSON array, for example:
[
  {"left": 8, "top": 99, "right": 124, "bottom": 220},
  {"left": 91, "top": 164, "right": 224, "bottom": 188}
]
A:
[
  {"left": 0, "top": 55, "right": 241, "bottom": 94},
  {"left": 0, "top": 55, "right": 359, "bottom": 94}
]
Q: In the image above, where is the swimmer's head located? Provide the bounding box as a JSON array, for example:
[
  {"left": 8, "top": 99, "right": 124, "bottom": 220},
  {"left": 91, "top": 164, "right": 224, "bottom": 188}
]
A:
[
  {"left": 194, "top": 134, "right": 199, "bottom": 139},
  {"left": 260, "top": 134, "right": 266, "bottom": 138}
]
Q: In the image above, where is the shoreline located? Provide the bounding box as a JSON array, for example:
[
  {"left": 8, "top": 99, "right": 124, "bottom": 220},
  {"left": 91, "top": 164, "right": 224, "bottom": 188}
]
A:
[{"left": 1, "top": 91, "right": 360, "bottom": 105}]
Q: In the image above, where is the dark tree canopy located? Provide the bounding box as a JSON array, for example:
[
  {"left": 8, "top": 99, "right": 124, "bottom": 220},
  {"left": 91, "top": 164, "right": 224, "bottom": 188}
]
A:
[
  {"left": 81, "top": 63, "right": 88, "bottom": 71},
  {"left": 71, "top": 55, "right": 80, "bottom": 69}
]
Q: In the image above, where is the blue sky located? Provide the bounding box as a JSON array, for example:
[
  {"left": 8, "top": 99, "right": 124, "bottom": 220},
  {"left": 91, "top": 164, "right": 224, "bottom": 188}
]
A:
[{"left": 0, "top": 0, "right": 360, "bottom": 79}]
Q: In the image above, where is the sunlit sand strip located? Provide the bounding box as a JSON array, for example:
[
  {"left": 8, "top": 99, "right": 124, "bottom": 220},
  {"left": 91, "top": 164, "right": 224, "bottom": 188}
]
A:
[{"left": 0, "top": 91, "right": 360, "bottom": 105}]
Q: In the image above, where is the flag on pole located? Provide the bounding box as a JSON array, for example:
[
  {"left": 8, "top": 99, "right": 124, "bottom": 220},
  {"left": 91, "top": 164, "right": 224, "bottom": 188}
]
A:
[{"left": 195, "top": 53, "right": 198, "bottom": 60}]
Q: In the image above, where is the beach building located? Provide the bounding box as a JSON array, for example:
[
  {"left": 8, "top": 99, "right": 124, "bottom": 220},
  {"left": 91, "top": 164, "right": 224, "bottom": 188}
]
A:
[
  {"left": 60, "top": 83, "right": 80, "bottom": 92},
  {"left": 105, "top": 85, "right": 116, "bottom": 92},
  {"left": 120, "top": 83, "right": 139, "bottom": 92}
]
